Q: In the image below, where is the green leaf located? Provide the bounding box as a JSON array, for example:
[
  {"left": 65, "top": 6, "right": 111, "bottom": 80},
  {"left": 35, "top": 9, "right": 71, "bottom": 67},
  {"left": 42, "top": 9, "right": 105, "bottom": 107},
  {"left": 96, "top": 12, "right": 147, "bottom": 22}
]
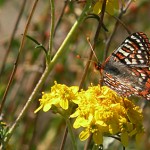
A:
[{"left": 24, "top": 34, "right": 47, "bottom": 54}]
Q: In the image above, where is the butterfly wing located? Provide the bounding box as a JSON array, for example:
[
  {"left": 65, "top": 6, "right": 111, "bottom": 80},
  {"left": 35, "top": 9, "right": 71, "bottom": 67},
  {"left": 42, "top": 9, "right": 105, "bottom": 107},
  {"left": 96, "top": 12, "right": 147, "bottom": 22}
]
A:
[
  {"left": 103, "top": 32, "right": 150, "bottom": 100},
  {"left": 112, "top": 32, "right": 150, "bottom": 67}
]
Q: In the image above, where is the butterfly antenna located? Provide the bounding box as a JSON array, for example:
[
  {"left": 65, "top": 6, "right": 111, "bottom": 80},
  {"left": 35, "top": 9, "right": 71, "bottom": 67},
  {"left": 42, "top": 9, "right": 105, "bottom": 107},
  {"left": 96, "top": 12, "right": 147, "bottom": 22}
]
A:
[{"left": 86, "top": 37, "right": 99, "bottom": 62}]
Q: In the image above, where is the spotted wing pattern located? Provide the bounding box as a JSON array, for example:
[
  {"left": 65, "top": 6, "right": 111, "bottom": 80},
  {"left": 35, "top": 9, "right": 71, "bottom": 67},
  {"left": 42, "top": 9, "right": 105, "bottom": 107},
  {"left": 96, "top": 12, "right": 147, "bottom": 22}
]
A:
[{"left": 102, "top": 32, "right": 150, "bottom": 100}]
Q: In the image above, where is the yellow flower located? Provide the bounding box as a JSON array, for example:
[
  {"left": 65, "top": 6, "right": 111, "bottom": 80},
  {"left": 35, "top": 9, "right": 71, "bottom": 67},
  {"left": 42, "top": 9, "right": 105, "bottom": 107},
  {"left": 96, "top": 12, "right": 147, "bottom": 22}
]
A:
[
  {"left": 35, "top": 81, "right": 144, "bottom": 147},
  {"left": 93, "top": 0, "right": 119, "bottom": 15},
  {"left": 70, "top": 85, "right": 144, "bottom": 146},
  {"left": 34, "top": 81, "right": 78, "bottom": 113}
]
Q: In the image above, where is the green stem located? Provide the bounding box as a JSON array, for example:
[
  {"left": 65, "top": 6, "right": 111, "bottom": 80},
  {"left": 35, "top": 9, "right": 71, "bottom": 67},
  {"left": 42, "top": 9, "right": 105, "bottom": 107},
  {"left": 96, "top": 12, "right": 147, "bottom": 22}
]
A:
[
  {"left": 48, "top": 0, "right": 55, "bottom": 60},
  {"left": 66, "top": 119, "right": 77, "bottom": 150},
  {"left": 4, "top": 0, "right": 92, "bottom": 144},
  {"left": 50, "top": 0, "right": 92, "bottom": 68},
  {"left": 5, "top": 66, "right": 50, "bottom": 143}
]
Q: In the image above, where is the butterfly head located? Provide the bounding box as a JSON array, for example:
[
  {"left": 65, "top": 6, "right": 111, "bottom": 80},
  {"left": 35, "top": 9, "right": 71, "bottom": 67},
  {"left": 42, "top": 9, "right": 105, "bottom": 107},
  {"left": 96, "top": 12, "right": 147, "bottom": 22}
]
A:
[{"left": 95, "top": 62, "right": 103, "bottom": 71}]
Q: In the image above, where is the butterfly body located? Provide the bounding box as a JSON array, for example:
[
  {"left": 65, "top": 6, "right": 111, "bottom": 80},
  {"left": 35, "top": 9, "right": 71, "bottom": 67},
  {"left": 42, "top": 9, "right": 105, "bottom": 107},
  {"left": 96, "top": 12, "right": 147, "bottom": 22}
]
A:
[{"left": 98, "top": 32, "right": 150, "bottom": 100}]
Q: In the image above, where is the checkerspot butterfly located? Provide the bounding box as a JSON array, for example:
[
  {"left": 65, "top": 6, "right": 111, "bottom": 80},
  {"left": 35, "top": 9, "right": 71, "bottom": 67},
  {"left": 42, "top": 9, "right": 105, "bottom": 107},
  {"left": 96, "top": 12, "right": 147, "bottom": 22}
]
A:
[{"left": 96, "top": 32, "right": 150, "bottom": 100}]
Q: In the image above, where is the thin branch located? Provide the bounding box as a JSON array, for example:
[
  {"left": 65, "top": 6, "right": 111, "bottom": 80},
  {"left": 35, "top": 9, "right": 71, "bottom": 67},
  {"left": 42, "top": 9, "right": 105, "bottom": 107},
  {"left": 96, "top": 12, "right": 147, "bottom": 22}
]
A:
[
  {"left": 48, "top": 0, "right": 55, "bottom": 60},
  {"left": 84, "top": 134, "right": 92, "bottom": 150},
  {"left": 86, "top": 14, "right": 108, "bottom": 32},
  {"left": 54, "top": 0, "right": 69, "bottom": 37},
  {"left": 94, "top": 1, "right": 107, "bottom": 43},
  {"left": 59, "top": 126, "right": 68, "bottom": 150},
  {"left": 65, "top": 119, "right": 77, "bottom": 150},
  {"left": 28, "top": 110, "right": 39, "bottom": 150},
  {"left": 5, "top": 65, "right": 49, "bottom": 143},
  {"left": 0, "top": 0, "right": 27, "bottom": 77},
  {"left": 1, "top": 0, "right": 39, "bottom": 143},
  {"left": 0, "top": 0, "right": 39, "bottom": 115},
  {"left": 79, "top": 0, "right": 107, "bottom": 91},
  {"left": 4, "top": 0, "right": 92, "bottom": 144},
  {"left": 103, "top": 0, "right": 132, "bottom": 60},
  {"left": 110, "top": 14, "right": 131, "bottom": 34}
]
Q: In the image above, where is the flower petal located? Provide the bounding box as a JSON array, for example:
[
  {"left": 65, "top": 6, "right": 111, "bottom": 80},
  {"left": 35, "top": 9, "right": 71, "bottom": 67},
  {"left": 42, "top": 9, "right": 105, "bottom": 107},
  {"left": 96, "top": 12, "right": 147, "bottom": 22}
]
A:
[
  {"left": 121, "top": 132, "right": 129, "bottom": 147},
  {"left": 93, "top": 2, "right": 102, "bottom": 14},
  {"left": 79, "top": 129, "right": 90, "bottom": 141},
  {"left": 60, "top": 99, "right": 68, "bottom": 110},
  {"left": 43, "top": 103, "right": 51, "bottom": 112},
  {"left": 34, "top": 105, "right": 43, "bottom": 113},
  {"left": 93, "top": 131, "right": 103, "bottom": 145}
]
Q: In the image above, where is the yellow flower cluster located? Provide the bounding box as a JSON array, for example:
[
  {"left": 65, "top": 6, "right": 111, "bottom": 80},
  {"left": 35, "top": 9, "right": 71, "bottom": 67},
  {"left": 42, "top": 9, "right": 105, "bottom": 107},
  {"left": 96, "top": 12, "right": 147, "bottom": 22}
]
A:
[
  {"left": 70, "top": 85, "right": 144, "bottom": 146},
  {"left": 93, "top": 0, "right": 119, "bottom": 15},
  {"left": 34, "top": 81, "right": 78, "bottom": 113},
  {"left": 93, "top": 0, "right": 135, "bottom": 15},
  {"left": 35, "top": 82, "right": 144, "bottom": 147}
]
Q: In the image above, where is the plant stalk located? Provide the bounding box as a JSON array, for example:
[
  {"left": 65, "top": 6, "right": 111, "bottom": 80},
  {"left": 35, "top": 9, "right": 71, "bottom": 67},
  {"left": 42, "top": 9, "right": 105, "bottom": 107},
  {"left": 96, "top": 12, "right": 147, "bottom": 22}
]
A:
[{"left": 4, "top": 0, "right": 92, "bottom": 144}]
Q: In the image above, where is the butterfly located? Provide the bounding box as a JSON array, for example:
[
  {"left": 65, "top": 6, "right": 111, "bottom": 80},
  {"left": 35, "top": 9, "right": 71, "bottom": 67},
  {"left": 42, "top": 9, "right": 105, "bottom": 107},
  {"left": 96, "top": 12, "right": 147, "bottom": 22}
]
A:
[{"left": 96, "top": 32, "right": 150, "bottom": 100}]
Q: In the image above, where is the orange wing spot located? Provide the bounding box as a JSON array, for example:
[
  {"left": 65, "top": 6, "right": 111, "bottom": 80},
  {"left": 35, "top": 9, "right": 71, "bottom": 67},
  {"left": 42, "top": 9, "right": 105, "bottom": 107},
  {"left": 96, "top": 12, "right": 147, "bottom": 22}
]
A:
[
  {"left": 140, "top": 78, "right": 150, "bottom": 100},
  {"left": 129, "top": 54, "right": 135, "bottom": 58},
  {"left": 122, "top": 47, "right": 131, "bottom": 53},
  {"left": 130, "top": 42, "right": 139, "bottom": 51},
  {"left": 140, "top": 90, "right": 149, "bottom": 97},
  {"left": 146, "top": 78, "right": 150, "bottom": 89},
  {"left": 141, "top": 68, "right": 150, "bottom": 76},
  {"left": 140, "top": 32, "right": 147, "bottom": 39},
  {"left": 132, "top": 69, "right": 140, "bottom": 76},
  {"left": 147, "top": 70, "right": 150, "bottom": 76},
  {"left": 113, "top": 57, "right": 119, "bottom": 62},
  {"left": 116, "top": 53, "right": 126, "bottom": 59}
]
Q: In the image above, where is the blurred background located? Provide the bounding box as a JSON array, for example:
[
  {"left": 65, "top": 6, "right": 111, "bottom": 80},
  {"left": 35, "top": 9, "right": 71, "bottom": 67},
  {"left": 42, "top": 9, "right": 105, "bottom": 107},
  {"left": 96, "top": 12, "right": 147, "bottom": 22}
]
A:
[{"left": 0, "top": 0, "right": 150, "bottom": 149}]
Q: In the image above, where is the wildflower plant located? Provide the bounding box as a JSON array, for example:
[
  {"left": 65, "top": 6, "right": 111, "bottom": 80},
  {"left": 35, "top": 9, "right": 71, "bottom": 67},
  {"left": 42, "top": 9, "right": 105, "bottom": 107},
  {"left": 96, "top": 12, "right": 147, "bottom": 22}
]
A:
[{"left": 0, "top": 0, "right": 147, "bottom": 150}]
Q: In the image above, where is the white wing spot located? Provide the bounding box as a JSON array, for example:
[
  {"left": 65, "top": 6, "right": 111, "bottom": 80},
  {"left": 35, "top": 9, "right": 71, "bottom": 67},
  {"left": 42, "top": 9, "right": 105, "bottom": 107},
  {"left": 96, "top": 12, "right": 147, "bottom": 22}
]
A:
[
  {"left": 124, "top": 39, "right": 130, "bottom": 43},
  {"left": 137, "top": 55, "right": 142, "bottom": 58},
  {"left": 131, "top": 35, "right": 141, "bottom": 42},
  {"left": 139, "top": 59, "right": 144, "bottom": 63},
  {"left": 140, "top": 47, "right": 145, "bottom": 50},
  {"left": 141, "top": 73, "right": 146, "bottom": 77},
  {"left": 139, "top": 43, "right": 143, "bottom": 47},
  {"left": 124, "top": 44, "right": 134, "bottom": 51},
  {"left": 119, "top": 48, "right": 129, "bottom": 56},
  {"left": 125, "top": 58, "right": 131, "bottom": 64},
  {"left": 132, "top": 59, "right": 137, "bottom": 64},
  {"left": 139, "top": 78, "right": 143, "bottom": 82}
]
